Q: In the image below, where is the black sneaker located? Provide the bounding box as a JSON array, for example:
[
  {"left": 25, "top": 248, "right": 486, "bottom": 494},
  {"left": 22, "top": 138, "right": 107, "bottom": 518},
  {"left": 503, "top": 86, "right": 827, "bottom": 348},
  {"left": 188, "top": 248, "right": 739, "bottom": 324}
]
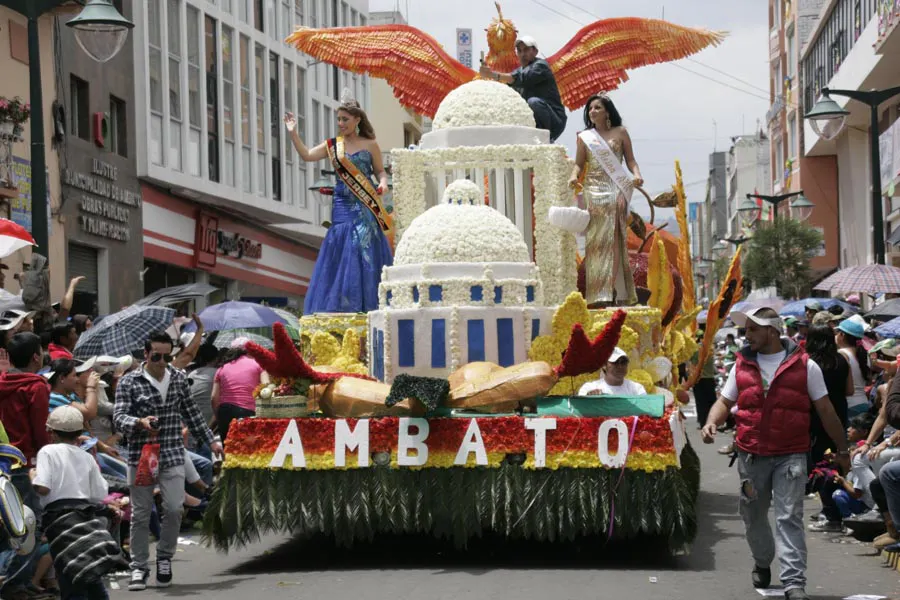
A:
[
  {"left": 785, "top": 589, "right": 810, "bottom": 600},
  {"left": 752, "top": 565, "right": 771, "bottom": 589},
  {"left": 128, "top": 569, "right": 149, "bottom": 591},
  {"left": 156, "top": 558, "right": 172, "bottom": 588}
]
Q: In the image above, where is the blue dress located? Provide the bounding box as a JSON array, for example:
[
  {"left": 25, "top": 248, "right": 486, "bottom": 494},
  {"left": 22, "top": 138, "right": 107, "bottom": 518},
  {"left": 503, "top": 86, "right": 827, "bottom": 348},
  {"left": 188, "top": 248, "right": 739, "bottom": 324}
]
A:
[{"left": 303, "top": 149, "right": 393, "bottom": 314}]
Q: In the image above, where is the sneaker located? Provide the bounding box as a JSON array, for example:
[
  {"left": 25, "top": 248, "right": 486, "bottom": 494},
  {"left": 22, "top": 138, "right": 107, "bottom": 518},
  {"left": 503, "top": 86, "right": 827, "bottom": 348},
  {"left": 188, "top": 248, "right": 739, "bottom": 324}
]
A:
[
  {"left": 785, "top": 589, "right": 810, "bottom": 600},
  {"left": 808, "top": 520, "right": 844, "bottom": 533},
  {"left": 846, "top": 509, "right": 884, "bottom": 523},
  {"left": 128, "top": 569, "right": 149, "bottom": 591},
  {"left": 809, "top": 512, "right": 827, "bottom": 522},
  {"left": 156, "top": 558, "right": 172, "bottom": 588},
  {"left": 717, "top": 443, "right": 735, "bottom": 455},
  {"left": 751, "top": 565, "right": 771, "bottom": 589}
]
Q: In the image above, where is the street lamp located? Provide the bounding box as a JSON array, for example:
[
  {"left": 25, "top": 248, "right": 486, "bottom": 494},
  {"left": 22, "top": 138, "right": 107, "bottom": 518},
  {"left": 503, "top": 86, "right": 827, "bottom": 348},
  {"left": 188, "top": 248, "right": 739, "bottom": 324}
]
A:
[
  {"left": 0, "top": 0, "right": 133, "bottom": 258},
  {"left": 805, "top": 86, "right": 900, "bottom": 265},
  {"left": 789, "top": 194, "right": 814, "bottom": 222},
  {"left": 722, "top": 235, "right": 752, "bottom": 247},
  {"left": 66, "top": 0, "right": 135, "bottom": 64},
  {"left": 741, "top": 191, "right": 812, "bottom": 228}
]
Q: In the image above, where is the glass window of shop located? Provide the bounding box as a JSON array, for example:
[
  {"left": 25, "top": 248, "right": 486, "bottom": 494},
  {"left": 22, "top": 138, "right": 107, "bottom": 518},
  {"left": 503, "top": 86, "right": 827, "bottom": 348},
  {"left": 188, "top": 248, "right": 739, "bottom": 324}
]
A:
[
  {"left": 168, "top": 0, "right": 183, "bottom": 171},
  {"left": 296, "top": 65, "right": 307, "bottom": 206},
  {"left": 206, "top": 15, "right": 221, "bottom": 183},
  {"left": 149, "top": 0, "right": 164, "bottom": 164},
  {"left": 255, "top": 43, "right": 267, "bottom": 197},
  {"left": 270, "top": 52, "right": 282, "bottom": 201},
  {"left": 187, "top": 5, "right": 202, "bottom": 177},
  {"left": 143, "top": 261, "right": 196, "bottom": 298},
  {"left": 283, "top": 60, "right": 293, "bottom": 204},
  {"left": 240, "top": 35, "right": 252, "bottom": 193},
  {"left": 222, "top": 25, "right": 236, "bottom": 186}
]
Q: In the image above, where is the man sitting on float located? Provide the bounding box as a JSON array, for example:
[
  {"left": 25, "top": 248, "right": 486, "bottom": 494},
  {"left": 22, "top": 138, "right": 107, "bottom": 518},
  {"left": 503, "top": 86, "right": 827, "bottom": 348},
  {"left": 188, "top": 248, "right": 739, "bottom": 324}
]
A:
[{"left": 578, "top": 347, "right": 648, "bottom": 397}]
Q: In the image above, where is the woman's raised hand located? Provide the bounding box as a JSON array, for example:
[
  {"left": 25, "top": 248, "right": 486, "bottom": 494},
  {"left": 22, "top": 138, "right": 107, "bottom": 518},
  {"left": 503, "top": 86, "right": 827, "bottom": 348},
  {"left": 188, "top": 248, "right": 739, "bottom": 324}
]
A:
[{"left": 284, "top": 112, "right": 297, "bottom": 132}]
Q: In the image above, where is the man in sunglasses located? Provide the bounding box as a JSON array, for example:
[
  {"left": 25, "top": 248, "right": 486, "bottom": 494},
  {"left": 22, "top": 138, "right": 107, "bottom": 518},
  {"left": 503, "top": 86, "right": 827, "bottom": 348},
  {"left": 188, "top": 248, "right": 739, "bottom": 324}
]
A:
[{"left": 114, "top": 331, "right": 222, "bottom": 592}]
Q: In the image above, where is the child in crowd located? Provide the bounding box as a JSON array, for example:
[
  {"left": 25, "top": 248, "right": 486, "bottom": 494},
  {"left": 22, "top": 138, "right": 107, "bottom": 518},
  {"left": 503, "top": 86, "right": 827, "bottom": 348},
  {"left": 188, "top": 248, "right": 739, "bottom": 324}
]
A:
[{"left": 31, "top": 405, "right": 123, "bottom": 600}]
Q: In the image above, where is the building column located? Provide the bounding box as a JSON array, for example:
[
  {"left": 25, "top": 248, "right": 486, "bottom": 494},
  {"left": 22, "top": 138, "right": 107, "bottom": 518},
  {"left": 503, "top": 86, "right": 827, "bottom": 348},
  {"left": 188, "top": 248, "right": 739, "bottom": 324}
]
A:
[
  {"left": 226, "top": 279, "right": 241, "bottom": 301},
  {"left": 194, "top": 270, "right": 210, "bottom": 311}
]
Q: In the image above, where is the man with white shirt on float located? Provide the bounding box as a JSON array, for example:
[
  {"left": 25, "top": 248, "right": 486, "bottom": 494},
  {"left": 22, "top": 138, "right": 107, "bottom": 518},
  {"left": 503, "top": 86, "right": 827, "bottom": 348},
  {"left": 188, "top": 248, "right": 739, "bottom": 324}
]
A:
[{"left": 578, "top": 347, "right": 647, "bottom": 397}]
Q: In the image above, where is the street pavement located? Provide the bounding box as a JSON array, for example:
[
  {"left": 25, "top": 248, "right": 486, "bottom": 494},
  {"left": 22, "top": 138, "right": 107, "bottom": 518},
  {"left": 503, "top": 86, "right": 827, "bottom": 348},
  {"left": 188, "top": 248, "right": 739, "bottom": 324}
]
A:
[{"left": 110, "top": 420, "right": 900, "bottom": 600}]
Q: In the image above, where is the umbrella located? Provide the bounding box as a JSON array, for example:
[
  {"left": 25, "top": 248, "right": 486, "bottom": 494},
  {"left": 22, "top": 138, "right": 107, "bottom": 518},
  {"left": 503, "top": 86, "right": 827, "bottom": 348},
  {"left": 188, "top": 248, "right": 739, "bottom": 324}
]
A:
[
  {"left": 714, "top": 327, "right": 738, "bottom": 342},
  {"left": 212, "top": 330, "right": 274, "bottom": 350},
  {"left": 865, "top": 298, "right": 900, "bottom": 321},
  {"left": 779, "top": 298, "right": 858, "bottom": 318},
  {"left": 815, "top": 265, "right": 900, "bottom": 294},
  {"left": 136, "top": 283, "right": 219, "bottom": 307},
  {"left": 271, "top": 308, "right": 301, "bottom": 339},
  {"left": 73, "top": 305, "right": 175, "bottom": 358},
  {"left": 0, "top": 219, "right": 35, "bottom": 258},
  {"left": 188, "top": 300, "right": 286, "bottom": 332},
  {"left": 729, "top": 298, "right": 785, "bottom": 317},
  {"left": 874, "top": 317, "right": 900, "bottom": 339}
]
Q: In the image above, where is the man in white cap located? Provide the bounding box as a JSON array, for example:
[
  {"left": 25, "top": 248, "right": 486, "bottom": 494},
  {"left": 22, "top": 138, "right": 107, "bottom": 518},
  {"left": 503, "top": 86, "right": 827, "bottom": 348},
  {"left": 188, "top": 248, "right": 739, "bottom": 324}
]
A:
[
  {"left": 578, "top": 347, "right": 647, "bottom": 396},
  {"left": 701, "top": 307, "right": 849, "bottom": 600},
  {"left": 478, "top": 35, "right": 568, "bottom": 142}
]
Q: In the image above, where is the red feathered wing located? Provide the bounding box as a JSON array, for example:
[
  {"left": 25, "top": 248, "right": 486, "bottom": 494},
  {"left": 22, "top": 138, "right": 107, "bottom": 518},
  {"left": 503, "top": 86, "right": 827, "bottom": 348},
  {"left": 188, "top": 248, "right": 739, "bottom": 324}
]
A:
[
  {"left": 555, "top": 309, "right": 628, "bottom": 378},
  {"left": 286, "top": 25, "right": 477, "bottom": 118},
  {"left": 547, "top": 18, "right": 726, "bottom": 111}
]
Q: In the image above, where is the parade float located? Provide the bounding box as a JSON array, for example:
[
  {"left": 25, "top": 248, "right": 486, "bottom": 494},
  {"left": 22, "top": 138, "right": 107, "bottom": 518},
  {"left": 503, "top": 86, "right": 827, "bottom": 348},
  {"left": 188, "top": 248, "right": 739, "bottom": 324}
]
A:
[{"left": 204, "top": 6, "right": 738, "bottom": 554}]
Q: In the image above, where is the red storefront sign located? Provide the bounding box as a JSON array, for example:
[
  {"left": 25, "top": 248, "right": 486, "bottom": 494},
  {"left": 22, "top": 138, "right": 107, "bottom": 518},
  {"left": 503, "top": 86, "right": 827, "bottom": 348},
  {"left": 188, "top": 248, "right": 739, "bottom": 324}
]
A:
[{"left": 194, "top": 211, "right": 219, "bottom": 269}]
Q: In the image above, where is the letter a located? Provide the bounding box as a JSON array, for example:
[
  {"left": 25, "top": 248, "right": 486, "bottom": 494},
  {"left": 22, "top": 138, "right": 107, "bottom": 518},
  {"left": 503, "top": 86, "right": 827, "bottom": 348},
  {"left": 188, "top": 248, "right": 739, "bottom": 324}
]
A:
[
  {"left": 269, "top": 420, "right": 306, "bottom": 468},
  {"left": 454, "top": 419, "right": 488, "bottom": 466},
  {"left": 334, "top": 419, "right": 370, "bottom": 467}
]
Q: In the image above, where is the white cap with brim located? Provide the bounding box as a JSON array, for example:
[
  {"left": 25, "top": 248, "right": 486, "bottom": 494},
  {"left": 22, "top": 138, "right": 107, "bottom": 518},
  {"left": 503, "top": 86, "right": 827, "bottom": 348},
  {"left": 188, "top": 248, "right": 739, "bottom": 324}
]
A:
[
  {"left": 47, "top": 405, "right": 86, "bottom": 432},
  {"left": 607, "top": 347, "right": 628, "bottom": 364},
  {"left": 731, "top": 308, "right": 784, "bottom": 335},
  {"left": 74, "top": 356, "right": 96, "bottom": 373},
  {"left": 515, "top": 35, "right": 538, "bottom": 49}
]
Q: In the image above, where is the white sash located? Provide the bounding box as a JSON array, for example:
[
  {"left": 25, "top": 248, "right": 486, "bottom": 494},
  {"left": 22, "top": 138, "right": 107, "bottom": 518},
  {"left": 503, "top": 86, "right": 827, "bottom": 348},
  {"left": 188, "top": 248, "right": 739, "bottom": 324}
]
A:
[{"left": 578, "top": 129, "right": 634, "bottom": 207}]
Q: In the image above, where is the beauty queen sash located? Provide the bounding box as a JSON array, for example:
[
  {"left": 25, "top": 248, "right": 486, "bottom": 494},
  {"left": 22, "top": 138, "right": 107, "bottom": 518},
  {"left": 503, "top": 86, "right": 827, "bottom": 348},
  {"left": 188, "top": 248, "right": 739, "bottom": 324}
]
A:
[
  {"left": 578, "top": 129, "right": 634, "bottom": 209},
  {"left": 326, "top": 136, "right": 394, "bottom": 247}
]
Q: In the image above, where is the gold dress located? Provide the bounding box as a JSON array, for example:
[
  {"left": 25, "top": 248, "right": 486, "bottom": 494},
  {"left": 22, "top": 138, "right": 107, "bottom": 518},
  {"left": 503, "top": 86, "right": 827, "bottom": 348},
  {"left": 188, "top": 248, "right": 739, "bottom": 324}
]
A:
[{"left": 582, "top": 138, "right": 637, "bottom": 306}]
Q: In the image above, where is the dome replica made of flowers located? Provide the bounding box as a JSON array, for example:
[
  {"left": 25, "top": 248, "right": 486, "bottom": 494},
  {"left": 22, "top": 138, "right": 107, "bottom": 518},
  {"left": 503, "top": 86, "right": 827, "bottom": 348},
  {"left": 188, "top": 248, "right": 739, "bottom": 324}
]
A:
[
  {"left": 394, "top": 180, "right": 530, "bottom": 266},
  {"left": 432, "top": 80, "right": 536, "bottom": 130}
]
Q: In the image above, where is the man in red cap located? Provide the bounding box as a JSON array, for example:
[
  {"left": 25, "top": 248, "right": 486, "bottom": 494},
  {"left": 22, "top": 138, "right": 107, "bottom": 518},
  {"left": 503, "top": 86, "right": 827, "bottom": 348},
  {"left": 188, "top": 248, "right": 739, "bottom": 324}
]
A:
[{"left": 702, "top": 307, "right": 849, "bottom": 600}]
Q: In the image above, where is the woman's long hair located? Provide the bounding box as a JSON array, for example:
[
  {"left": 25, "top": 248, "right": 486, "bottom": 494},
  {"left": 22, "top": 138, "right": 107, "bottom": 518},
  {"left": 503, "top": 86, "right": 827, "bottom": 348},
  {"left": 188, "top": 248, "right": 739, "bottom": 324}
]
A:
[
  {"left": 216, "top": 348, "right": 247, "bottom": 368},
  {"left": 339, "top": 100, "right": 376, "bottom": 140},
  {"left": 582, "top": 94, "right": 624, "bottom": 130},
  {"left": 837, "top": 330, "right": 870, "bottom": 381},
  {"left": 806, "top": 324, "right": 841, "bottom": 372}
]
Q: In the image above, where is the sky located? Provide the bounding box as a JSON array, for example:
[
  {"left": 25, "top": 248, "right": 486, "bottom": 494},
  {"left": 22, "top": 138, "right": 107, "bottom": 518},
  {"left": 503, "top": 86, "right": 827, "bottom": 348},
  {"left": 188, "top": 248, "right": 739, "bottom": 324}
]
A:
[{"left": 368, "top": 0, "right": 770, "bottom": 222}]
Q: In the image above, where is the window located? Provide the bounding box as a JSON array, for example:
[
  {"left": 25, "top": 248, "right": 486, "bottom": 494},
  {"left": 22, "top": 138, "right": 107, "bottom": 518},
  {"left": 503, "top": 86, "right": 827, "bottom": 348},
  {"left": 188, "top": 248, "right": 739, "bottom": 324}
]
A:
[
  {"left": 398, "top": 320, "right": 415, "bottom": 367},
  {"left": 431, "top": 319, "right": 446, "bottom": 368},
  {"left": 283, "top": 61, "right": 293, "bottom": 203},
  {"left": 254, "top": 0, "right": 264, "bottom": 32},
  {"left": 788, "top": 114, "right": 797, "bottom": 159},
  {"left": 240, "top": 35, "right": 251, "bottom": 192},
  {"left": 296, "top": 66, "right": 307, "bottom": 202},
  {"left": 775, "top": 139, "right": 784, "bottom": 188},
  {"left": 168, "top": 0, "right": 183, "bottom": 171},
  {"left": 148, "top": 0, "right": 163, "bottom": 164},
  {"left": 222, "top": 0, "right": 233, "bottom": 13},
  {"left": 350, "top": 8, "right": 356, "bottom": 26},
  {"left": 281, "top": 0, "right": 292, "bottom": 42},
  {"left": 295, "top": 0, "right": 304, "bottom": 26},
  {"left": 309, "top": 0, "right": 317, "bottom": 27},
  {"left": 429, "top": 285, "right": 442, "bottom": 302},
  {"left": 187, "top": 6, "right": 202, "bottom": 176},
  {"left": 255, "top": 44, "right": 266, "bottom": 195},
  {"left": 786, "top": 31, "right": 796, "bottom": 78},
  {"left": 206, "top": 16, "right": 220, "bottom": 182},
  {"left": 239, "top": 0, "right": 250, "bottom": 22},
  {"left": 267, "top": 0, "right": 277, "bottom": 40},
  {"left": 270, "top": 52, "right": 282, "bottom": 201},
  {"left": 70, "top": 75, "right": 90, "bottom": 141},
  {"left": 110, "top": 96, "right": 127, "bottom": 157},
  {"left": 330, "top": 0, "right": 337, "bottom": 26},
  {"left": 467, "top": 320, "right": 485, "bottom": 363},
  {"left": 470, "top": 285, "right": 483, "bottom": 301},
  {"left": 311, "top": 98, "right": 320, "bottom": 177},
  {"left": 222, "top": 25, "right": 235, "bottom": 186}
]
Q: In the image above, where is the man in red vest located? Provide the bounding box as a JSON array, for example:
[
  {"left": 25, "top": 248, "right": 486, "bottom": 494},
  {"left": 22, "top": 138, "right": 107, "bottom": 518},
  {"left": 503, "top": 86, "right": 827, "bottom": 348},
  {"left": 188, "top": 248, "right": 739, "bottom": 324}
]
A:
[{"left": 701, "top": 307, "right": 849, "bottom": 600}]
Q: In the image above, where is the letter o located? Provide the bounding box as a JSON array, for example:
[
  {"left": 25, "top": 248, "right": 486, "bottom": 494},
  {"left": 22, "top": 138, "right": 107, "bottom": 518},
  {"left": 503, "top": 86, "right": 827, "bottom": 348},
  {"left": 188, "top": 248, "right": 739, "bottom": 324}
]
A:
[{"left": 597, "top": 419, "right": 629, "bottom": 468}]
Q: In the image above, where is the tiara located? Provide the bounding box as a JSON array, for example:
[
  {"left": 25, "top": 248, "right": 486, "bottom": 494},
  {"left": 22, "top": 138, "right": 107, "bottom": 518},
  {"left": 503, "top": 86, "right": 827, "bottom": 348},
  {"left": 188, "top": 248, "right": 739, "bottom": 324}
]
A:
[{"left": 339, "top": 87, "right": 358, "bottom": 107}]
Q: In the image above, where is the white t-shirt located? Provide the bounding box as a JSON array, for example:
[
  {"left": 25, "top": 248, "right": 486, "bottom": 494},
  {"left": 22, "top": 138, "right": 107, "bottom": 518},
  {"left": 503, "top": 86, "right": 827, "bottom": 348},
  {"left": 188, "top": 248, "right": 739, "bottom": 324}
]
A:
[
  {"left": 848, "top": 453, "right": 876, "bottom": 509},
  {"left": 578, "top": 378, "right": 648, "bottom": 397},
  {"left": 838, "top": 347, "right": 869, "bottom": 411},
  {"left": 721, "top": 350, "right": 829, "bottom": 404},
  {"left": 32, "top": 444, "right": 109, "bottom": 508}
]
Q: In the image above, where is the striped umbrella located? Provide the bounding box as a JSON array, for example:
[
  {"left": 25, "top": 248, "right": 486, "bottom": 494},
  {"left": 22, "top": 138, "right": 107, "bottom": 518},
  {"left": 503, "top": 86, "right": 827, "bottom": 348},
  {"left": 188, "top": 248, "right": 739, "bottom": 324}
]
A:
[
  {"left": 212, "top": 330, "right": 274, "bottom": 350},
  {"left": 815, "top": 265, "right": 900, "bottom": 294}
]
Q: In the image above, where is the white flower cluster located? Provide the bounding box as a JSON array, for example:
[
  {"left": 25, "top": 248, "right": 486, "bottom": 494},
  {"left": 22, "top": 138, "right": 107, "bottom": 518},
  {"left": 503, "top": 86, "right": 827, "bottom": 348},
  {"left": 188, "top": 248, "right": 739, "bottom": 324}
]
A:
[
  {"left": 391, "top": 144, "right": 576, "bottom": 305},
  {"left": 443, "top": 179, "right": 482, "bottom": 205},
  {"left": 378, "top": 272, "right": 544, "bottom": 310},
  {"left": 432, "top": 80, "right": 536, "bottom": 130},
  {"left": 394, "top": 203, "right": 529, "bottom": 266}
]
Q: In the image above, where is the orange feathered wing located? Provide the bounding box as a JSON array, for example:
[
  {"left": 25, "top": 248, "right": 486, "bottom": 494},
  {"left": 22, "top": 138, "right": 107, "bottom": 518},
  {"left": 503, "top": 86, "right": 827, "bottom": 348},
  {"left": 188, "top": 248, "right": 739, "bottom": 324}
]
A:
[
  {"left": 547, "top": 18, "right": 727, "bottom": 111},
  {"left": 286, "top": 25, "right": 477, "bottom": 118}
]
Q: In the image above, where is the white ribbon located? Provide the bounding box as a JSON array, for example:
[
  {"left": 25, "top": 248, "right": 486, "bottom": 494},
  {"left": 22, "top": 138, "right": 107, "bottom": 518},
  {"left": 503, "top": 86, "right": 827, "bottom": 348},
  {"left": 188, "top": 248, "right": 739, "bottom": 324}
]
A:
[{"left": 578, "top": 129, "right": 634, "bottom": 208}]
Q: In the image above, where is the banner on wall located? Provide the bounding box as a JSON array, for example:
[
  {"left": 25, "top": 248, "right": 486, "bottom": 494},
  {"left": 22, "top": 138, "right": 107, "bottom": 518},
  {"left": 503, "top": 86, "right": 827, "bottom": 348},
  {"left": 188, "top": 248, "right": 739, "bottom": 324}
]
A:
[
  {"left": 10, "top": 157, "right": 51, "bottom": 235},
  {"left": 456, "top": 28, "right": 473, "bottom": 68}
]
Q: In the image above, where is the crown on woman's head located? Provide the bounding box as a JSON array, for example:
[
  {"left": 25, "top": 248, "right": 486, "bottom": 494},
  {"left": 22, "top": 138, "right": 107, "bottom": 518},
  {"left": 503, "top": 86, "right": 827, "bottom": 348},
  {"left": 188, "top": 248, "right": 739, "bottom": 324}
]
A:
[{"left": 340, "top": 87, "right": 360, "bottom": 109}]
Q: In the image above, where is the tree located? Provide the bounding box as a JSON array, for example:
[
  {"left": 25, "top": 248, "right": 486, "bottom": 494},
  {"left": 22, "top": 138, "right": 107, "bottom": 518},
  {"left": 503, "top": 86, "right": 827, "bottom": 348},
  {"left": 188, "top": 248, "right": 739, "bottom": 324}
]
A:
[{"left": 743, "top": 218, "right": 823, "bottom": 299}]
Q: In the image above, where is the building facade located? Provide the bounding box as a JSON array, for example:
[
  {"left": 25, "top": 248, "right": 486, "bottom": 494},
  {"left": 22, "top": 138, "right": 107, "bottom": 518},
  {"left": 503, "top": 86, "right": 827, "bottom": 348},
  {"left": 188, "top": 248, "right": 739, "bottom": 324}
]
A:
[
  {"left": 800, "top": 0, "right": 898, "bottom": 269},
  {"left": 725, "top": 132, "right": 771, "bottom": 238},
  {"left": 766, "top": 0, "right": 841, "bottom": 279},
  {"left": 708, "top": 150, "right": 728, "bottom": 243},
  {"left": 132, "top": 0, "right": 370, "bottom": 308},
  {"left": 55, "top": 0, "right": 143, "bottom": 315},
  {"left": 0, "top": 7, "right": 63, "bottom": 299}
]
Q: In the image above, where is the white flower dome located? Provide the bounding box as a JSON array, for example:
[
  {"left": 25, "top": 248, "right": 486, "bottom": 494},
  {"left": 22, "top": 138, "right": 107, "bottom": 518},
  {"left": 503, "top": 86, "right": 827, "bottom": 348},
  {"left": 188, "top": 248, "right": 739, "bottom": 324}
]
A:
[
  {"left": 432, "top": 80, "right": 535, "bottom": 130},
  {"left": 393, "top": 197, "right": 530, "bottom": 266}
]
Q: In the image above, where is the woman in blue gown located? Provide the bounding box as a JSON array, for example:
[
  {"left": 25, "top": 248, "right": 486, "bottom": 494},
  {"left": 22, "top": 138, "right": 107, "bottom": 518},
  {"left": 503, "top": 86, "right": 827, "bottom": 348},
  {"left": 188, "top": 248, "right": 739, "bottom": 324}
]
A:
[{"left": 285, "top": 100, "right": 393, "bottom": 314}]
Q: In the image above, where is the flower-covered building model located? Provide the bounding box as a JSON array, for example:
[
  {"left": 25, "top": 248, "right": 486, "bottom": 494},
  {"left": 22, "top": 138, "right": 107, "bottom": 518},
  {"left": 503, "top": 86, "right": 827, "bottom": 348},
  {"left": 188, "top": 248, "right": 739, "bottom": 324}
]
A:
[
  {"left": 389, "top": 80, "right": 576, "bottom": 304},
  {"left": 369, "top": 179, "right": 554, "bottom": 383}
]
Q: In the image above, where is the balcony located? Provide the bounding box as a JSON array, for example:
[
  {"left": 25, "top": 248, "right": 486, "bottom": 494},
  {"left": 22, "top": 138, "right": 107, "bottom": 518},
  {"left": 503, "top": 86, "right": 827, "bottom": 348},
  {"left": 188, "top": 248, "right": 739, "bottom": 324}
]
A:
[{"left": 875, "top": 1, "right": 900, "bottom": 54}]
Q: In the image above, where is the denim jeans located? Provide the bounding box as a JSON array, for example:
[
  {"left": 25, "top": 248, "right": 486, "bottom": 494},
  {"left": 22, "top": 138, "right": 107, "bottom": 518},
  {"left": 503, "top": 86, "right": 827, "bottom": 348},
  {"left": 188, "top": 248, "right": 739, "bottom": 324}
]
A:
[
  {"left": 736, "top": 451, "right": 808, "bottom": 591},
  {"left": 95, "top": 453, "right": 128, "bottom": 480},
  {"left": 186, "top": 450, "right": 213, "bottom": 486},
  {"left": 832, "top": 489, "right": 868, "bottom": 518},
  {"left": 879, "top": 460, "right": 900, "bottom": 526}
]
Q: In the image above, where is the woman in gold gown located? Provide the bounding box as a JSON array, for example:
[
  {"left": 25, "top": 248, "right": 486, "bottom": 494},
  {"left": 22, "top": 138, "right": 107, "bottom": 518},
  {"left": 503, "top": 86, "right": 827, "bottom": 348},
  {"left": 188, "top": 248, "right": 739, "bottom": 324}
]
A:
[{"left": 568, "top": 94, "right": 643, "bottom": 307}]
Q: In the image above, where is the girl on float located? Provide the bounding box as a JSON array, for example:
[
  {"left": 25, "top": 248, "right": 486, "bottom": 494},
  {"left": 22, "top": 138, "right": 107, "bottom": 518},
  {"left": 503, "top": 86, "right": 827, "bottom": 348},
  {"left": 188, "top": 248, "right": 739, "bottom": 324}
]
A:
[{"left": 284, "top": 94, "right": 393, "bottom": 314}]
